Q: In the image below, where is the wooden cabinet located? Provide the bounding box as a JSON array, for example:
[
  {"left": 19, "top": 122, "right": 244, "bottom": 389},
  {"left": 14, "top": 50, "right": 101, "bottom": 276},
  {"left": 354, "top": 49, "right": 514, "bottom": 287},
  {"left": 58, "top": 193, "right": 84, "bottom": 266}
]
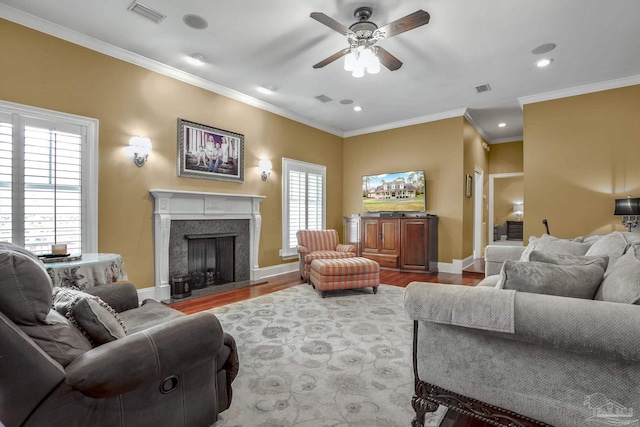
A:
[
  {"left": 361, "top": 216, "right": 438, "bottom": 272},
  {"left": 506, "top": 221, "right": 524, "bottom": 241}
]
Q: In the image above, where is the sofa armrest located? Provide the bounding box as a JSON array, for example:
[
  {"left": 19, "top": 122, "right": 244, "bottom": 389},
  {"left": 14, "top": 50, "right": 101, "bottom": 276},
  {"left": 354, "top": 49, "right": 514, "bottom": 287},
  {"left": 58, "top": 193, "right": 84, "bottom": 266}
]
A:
[
  {"left": 336, "top": 244, "right": 356, "bottom": 253},
  {"left": 297, "top": 245, "right": 309, "bottom": 256},
  {"left": 65, "top": 311, "right": 224, "bottom": 397},
  {"left": 405, "top": 282, "right": 640, "bottom": 363},
  {"left": 513, "top": 292, "right": 640, "bottom": 362},
  {"left": 484, "top": 245, "right": 525, "bottom": 276},
  {"left": 85, "top": 282, "right": 139, "bottom": 312}
]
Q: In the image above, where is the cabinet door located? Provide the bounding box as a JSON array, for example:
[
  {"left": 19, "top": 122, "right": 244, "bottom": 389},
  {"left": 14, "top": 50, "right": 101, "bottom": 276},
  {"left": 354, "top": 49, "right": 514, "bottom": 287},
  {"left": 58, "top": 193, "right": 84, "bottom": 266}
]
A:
[
  {"left": 401, "top": 219, "right": 428, "bottom": 270},
  {"left": 361, "top": 219, "right": 381, "bottom": 253},
  {"left": 379, "top": 219, "right": 401, "bottom": 255}
]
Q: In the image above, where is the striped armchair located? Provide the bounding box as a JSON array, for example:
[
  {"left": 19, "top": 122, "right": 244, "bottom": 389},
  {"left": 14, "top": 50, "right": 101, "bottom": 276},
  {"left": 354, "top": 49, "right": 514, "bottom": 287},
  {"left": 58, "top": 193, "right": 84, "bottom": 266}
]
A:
[{"left": 296, "top": 229, "right": 356, "bottom": 281}]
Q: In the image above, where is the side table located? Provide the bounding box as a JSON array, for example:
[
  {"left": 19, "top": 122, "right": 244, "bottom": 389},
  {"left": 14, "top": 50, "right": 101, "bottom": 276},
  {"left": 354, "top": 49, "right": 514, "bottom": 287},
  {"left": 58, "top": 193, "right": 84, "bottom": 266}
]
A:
[{"left": 44, "top": 253, "right": 128, "bottom": 289}]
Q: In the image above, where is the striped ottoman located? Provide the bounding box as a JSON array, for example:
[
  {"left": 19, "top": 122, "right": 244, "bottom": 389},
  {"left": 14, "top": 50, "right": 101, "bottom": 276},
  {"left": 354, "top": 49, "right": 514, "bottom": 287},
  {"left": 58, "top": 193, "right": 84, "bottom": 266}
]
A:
[{"left": 309, "top": 257, "right": 380, "bottom": 297}]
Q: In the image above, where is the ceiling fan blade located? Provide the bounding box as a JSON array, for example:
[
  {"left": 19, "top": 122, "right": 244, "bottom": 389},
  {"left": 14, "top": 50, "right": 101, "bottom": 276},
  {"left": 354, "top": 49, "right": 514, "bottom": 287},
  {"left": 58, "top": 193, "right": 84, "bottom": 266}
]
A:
[
  {"left": 376, "top": 46, "right": 403, "bottom": 71},
  {"left": 376, "top": 10, "right": 430, "bottom": 39},
  {"left": 313, "top": 48, "right": 350, "bottom": 69},
  {"left": 310, "top": 12, "right": 355, "bottom": 36}
]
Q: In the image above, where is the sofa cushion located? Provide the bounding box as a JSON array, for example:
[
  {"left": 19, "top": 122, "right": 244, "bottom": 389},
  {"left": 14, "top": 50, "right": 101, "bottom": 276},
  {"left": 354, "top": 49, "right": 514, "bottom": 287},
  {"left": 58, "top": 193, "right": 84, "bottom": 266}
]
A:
[
  {"left": 0, "top": 243, "right": 53, "bottom": 326},
  {"left": 304, "top": 251, "right": 356, "bottom": 263},
  {"left": 595, "top": 245, "right": 640, "bottom": 304},
  {"left": 19, "top": 310, "right": 93, "bottom": 366},
  {"left": 519, "top": 234, "right": 590, "bottom": 262},
  {"left": 499, "top": 260, "right": 604, "bottom": 300},
  {"left": 53, "top": 287, "right": 127, "bottom": 346},
  {"left": 584, "top": 231, "right": 628, "bottom": 269},
  {"left": 529, "top": 251, "right": 609, "bottom": 271}
]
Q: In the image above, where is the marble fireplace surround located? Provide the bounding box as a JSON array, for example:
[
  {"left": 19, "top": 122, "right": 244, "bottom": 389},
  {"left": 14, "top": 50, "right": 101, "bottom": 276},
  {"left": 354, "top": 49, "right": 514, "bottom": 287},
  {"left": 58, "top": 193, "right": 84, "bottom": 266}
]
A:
[{"left": 150, "top": 189, "right": 264, "bottom": 301}]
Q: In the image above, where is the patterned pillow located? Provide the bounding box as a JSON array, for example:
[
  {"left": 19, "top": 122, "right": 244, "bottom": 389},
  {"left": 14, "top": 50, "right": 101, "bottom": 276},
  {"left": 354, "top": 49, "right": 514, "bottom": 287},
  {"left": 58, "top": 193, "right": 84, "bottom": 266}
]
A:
[{"left": 52, "top": 287, "right": 127, "bottom": 346}]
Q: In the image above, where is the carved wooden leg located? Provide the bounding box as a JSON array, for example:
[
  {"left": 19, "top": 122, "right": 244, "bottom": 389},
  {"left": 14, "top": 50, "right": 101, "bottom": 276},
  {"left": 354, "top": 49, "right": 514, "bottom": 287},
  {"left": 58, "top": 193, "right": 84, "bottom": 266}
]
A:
[{"left": 411, "top": 379, "right": 439, "bottom": 427}]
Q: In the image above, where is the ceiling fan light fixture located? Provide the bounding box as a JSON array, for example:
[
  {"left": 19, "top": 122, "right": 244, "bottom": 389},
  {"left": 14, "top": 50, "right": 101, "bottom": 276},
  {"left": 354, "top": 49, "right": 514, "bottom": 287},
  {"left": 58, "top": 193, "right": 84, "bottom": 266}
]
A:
[
  {"left": 344, "top": 51, "right": 357, "bottom": 71},
  {"left": 352, "top": 67, "right": 365, "bottom": 78}
]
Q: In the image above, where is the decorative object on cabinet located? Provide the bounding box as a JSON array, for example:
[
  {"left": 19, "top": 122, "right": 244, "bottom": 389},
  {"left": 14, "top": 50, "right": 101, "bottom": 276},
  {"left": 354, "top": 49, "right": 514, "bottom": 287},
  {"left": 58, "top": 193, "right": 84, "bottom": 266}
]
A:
[
  {"left": 614, "top": 196, "right": 640, "bottom": 232},
  {"left": 177, "top": 118, "right": 244, "bottom": 183},
  {"left": 343, "top": 215, "right": 361, "bottom": 256}
]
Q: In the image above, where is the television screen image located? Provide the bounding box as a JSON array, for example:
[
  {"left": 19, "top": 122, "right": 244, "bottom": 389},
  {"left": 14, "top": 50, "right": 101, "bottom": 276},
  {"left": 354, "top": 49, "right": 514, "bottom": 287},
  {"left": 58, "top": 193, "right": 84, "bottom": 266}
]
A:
[{"left": 362, "top": 170, "right": 426, "bottom": 212}]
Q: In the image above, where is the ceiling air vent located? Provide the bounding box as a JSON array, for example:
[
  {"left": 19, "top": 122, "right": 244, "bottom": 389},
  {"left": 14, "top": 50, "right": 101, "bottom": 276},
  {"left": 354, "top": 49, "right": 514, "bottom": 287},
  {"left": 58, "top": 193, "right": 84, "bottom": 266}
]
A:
[
  {"left": 475, "top": 84, "right": 492, "bottom": 93},
  {"left": 127, "top": 1, "right": 166, "bottom": 24},
  {"left": 315, "top": 95, "right": 333, "bottom": 103}
]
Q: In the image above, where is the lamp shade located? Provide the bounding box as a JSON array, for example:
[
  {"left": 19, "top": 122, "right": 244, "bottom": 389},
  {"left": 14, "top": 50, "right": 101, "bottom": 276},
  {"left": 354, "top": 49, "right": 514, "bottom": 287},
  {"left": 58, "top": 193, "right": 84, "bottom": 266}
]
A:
[
  {"left": 513, "top": 203, "right": 524, "bottom": 214},
  {"left": 614, "top": 198, "right": 640, "bottom": 215}
]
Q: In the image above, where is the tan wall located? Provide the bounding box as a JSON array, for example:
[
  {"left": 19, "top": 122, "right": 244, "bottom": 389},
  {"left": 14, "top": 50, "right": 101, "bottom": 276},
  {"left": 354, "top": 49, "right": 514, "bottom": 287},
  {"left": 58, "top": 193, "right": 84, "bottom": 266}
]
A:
[
  {"left": 343, "top": 117, "right": 465, "bottom": 263},
  {"left": 462, "top": 118, "right": 489, "bottom": 257},
  {"left": 494, "top": 176, "right": 524, "bottom": 225},
  {"left": 489, "top": 141, "right": 523, "bottom": 174},
  {"left": 523, "top": 84, "right": 640, "bottom": 238},
  {"left": 0, "top": 20, "right": 343, "bottom": 287}
]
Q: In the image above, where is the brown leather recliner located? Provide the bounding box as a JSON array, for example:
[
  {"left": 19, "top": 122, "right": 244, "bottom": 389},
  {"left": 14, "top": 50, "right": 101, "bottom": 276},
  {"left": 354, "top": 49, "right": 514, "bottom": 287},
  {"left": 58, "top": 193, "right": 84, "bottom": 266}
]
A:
[{"left": 0, "top": 242, "right": 238, "bottom": 427}]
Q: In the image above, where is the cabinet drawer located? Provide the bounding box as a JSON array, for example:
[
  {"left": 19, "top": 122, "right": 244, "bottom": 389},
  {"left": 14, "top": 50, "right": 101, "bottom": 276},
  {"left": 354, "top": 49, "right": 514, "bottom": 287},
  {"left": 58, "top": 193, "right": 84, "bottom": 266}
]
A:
[{"left": 362, "top": 253, "right": 398, "bottom": 268}]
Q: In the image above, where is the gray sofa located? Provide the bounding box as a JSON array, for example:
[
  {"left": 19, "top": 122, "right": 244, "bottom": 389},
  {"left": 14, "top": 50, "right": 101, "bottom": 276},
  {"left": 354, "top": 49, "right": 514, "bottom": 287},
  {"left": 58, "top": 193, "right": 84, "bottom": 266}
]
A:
[
  {"left": 0, "top": 242, "right": 238, "bottom": 427},
  {"left": 405, "top": 231, "right": 640, "bottom": 426}
]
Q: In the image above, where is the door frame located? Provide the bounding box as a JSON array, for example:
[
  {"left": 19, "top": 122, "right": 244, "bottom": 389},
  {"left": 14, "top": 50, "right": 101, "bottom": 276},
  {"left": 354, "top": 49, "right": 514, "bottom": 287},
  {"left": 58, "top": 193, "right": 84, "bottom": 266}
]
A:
[
  {"left": 488, "top": 172, "right": 524, "bottom": 244},
  {"left": 473, "top": 167, "right": 484, "bottom": 259}
]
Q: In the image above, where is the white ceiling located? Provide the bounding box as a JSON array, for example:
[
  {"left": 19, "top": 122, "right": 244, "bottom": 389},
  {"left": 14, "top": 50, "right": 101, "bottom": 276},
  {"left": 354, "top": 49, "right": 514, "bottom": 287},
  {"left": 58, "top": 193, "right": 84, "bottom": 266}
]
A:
[{"left": 2, "top": 0, "right": 640, "bottom": 142}]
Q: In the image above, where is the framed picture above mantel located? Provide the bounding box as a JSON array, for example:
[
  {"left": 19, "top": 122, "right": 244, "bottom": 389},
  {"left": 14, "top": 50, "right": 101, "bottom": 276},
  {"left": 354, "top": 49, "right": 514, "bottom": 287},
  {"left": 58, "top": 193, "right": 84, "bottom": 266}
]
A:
[{"left": 177, "top": 118, "right": 244, "bottom": 183}]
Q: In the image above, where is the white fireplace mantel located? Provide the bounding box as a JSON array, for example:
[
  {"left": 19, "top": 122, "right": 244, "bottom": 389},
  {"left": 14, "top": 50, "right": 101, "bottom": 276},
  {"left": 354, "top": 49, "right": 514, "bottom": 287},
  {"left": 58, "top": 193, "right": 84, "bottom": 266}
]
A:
[{"left": 150, "top": 189, "right": 265, "bottom": 301}]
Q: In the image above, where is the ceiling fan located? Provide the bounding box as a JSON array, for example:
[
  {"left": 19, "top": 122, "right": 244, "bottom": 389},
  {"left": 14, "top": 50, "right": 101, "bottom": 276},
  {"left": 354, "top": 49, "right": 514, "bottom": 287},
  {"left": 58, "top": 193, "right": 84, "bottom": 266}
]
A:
[{"left": 310, "top": 7, "right": 430, "bottom": 75}]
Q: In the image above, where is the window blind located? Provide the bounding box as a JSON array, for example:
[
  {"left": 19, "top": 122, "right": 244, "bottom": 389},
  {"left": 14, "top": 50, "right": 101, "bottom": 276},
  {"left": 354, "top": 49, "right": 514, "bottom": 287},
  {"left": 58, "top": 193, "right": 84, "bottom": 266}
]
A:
[
  {"left": 282, "top": 158, "right": 326, "bottom": 257},
  {"left": 0, "top": 106, "right": 90, "bottom": 255}
]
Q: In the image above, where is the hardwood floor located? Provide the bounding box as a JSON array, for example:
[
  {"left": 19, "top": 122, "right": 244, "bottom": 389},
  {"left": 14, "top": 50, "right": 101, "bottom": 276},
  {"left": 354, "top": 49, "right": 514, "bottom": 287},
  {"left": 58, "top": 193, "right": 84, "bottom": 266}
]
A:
[
  {"left": 168, "top": 269, "right": 483, "bottom": 314},
  {"left": 169, "top": 269, "right": 490, "bottom": 426}
]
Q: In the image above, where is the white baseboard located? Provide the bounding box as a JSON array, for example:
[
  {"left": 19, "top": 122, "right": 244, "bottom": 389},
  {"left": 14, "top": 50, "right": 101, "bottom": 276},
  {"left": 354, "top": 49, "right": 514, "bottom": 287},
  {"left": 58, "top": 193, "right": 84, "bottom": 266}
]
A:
[
  {"left": 437, "top": 256, "right": 472, "bottom": 274},
  {"left": 136, "top": 286, "right": 158, "bottom": 303}
]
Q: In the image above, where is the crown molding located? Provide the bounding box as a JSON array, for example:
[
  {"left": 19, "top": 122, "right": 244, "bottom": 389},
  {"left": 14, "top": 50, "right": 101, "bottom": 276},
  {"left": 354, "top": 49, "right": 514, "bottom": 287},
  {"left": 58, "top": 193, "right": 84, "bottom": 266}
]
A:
[
  {"left": 0, "top": 4, "right": 344, "bottom": 137},
  {"left": 518, "top": 74, "right": 640, "bottom": 108},
  {"left": 344, "top": 108, "right": 468, "bottom": 138},
  {"left": 490, "top": 136, "right": 524, "bottom": 144},
  {"left": 462, "top": 110, "right": 490, "bottom": 142}
]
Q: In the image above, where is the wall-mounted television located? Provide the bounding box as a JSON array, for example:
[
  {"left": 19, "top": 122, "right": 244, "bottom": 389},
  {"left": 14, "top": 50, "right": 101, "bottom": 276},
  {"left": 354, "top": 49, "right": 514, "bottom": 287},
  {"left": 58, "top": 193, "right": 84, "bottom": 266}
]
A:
[{"left": 362, "top": 170, "right": 426, "bottom": 213}]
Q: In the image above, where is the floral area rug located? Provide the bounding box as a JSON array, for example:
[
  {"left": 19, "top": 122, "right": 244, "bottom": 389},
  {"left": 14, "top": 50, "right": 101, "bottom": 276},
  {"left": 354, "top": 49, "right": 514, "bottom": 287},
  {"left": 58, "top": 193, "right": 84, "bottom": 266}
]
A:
[{"left": 210, "top": 284, "right": 446, "bottom": 427}]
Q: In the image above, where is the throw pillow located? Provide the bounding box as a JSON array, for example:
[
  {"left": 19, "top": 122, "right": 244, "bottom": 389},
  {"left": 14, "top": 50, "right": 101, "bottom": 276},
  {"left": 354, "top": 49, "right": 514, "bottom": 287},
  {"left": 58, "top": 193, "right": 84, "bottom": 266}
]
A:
[
  {"left": 529, "top": 251, "right": 609, "bottom": 271},
  {"left": 518, "top": 236, "right": 539, "bottom": 262},
  {"left": 594, "top": 245, "right": 640, "bottom": 304},
  {"left": 52, "top": 287, "right": 127, "bottom": 346},
  {"left": 499, "top": 260, "right": 604, "bottom": 300},
  {"left": 68, "top": 297, "right": 127, "bottom": 345},
  {"left": 533, "top": 233, "right": 591, "bottom": 256},
  {"left": 584, "top": 231, "right": 627, "bottom": 269}
]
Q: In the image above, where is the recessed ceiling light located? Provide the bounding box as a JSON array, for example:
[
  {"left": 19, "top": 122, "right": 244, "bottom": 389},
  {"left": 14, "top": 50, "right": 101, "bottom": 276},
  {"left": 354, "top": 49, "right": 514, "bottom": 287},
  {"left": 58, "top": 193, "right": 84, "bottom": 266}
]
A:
[
  {"left": 536, "top": 58, "right": 553, "bottom": 68},
  {"left": 257, "top": 85, "right": 277, "bottom": 95},
  {"left": 498, "top": 122, "right": 506, "bottom": 128},
  {"left": 354, "top": 106, "right": 362, "bottom": 112},
  {"left": 186, "top": 53, "right": 207, "bottom": 65},
  {"left": 183, "top": 14, "right": 208, "bottom": 30}
]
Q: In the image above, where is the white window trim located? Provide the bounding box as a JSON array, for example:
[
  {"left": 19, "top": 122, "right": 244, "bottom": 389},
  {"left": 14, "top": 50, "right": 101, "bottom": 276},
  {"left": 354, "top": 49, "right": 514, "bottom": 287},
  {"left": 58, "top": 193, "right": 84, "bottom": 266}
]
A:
[
  {"left": 281, "top": 157, "right": 326, "bottom": 259},
  {"left": 0, "top": 100, "right": 99, "bottom": 252}
]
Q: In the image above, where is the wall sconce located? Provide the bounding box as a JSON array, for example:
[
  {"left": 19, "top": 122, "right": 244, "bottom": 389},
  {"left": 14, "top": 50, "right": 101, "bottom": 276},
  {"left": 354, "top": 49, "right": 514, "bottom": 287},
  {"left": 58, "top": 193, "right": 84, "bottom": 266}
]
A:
[
  {"left": 127, "top": 136, "right": 152, "bottom": 167},
  {"left": 614, "top": 196, "right": 640, "bottom": 231},
  {"left": 513, "top": 203, "right": 524, "bottom": 221},
  {"left": 259, "top": 158, "right": 272, "bottom": 181}
]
